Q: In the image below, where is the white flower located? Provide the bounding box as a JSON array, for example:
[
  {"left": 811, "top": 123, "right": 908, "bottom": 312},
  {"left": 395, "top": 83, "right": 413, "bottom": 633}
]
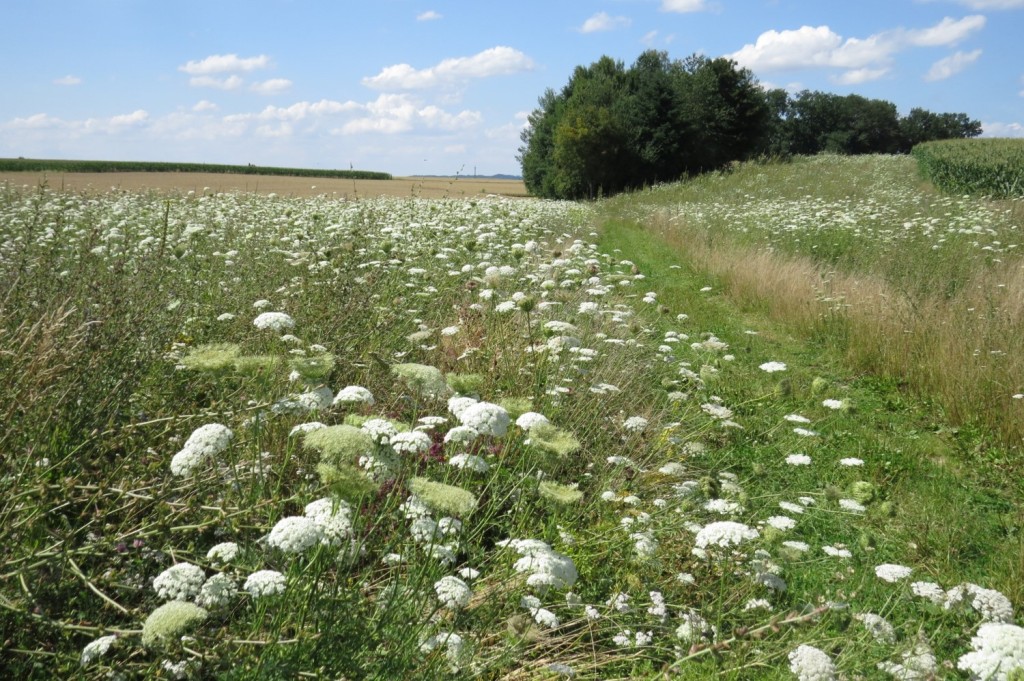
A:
[
  {"left": 877, "top": 641, "right": 938, "bottom": 680},
  {"left": 81, "top": 635, "right": 117, "bottom": 667},
  {"left": 839, "top": 499, "right": 866, "bottom": 513},
  {"left": 304, "top": 497, "right": 353, "bottom": 546},
  {"left": 759, "top": 361, "right": 787, "bottom": 373},
  {"left": 786, "top": 453, "right": 811, "bottom": 466},
  {"left": 434, "top": 575, "right": 472, "bottom": 610},
  {"left": 823, "top": 545, "right": 852, "bottom": 558},
  {"left": 362, "top": 418, "right": 398, "bottom": 444},
  {"left": 783, "top": 540, "right": 810, "bottom": 553},
  {"left": 779, "top": 501, "right": 805, "bottom": 514},
  {"left": 289, "top": 421, "right": 326, "bottom": 437},
  {"left": 390, "top": 430, "right": 432, "bottom": 454},
  {"left": 947, "top": 583, "right": 1015, "bottom": 623},
  {"left": 875, "top": 563, "right": 913, "bottom": 583},
  {"left": 458, "top": 401, "right": 511, "bottom": 437},
  {"left": 701, "top": 403, "right": 733, "bottom": 420},
  {"left": 252, "top": 311, "right": 295, "bottom": 332},
  {"left": 957, "top": 623, "right": 1024, "bottom": 680},
  {"left": 764, "top": 515, "right": 797, "bottom": 531},
  {"left": 501, "top": 538, "right": 578, "bottom": 592},
  {"left": 911, "top": 581, "right": 947, "bottom": 605},
  {"left": 788, "top": 644, "right": 837, "bottom": 681},
  {"left": 206, "top": 542, "right": 239, "bottom": 564},
  {"left": 532, "top": 607, "right": 560, "bottom": 628},
  {"left": 443, "top": 426, "right": 479, "bottom": 444},
  {"left": 785, "top": 414, "right": 811, "bottom": 423},
  {"left": 267, "top": 516, "right": 322, "bottom": 553},
  {"left": 623, "top": 416, "right": 648, "bottom": 433},
  {"left": 410, "top": 516, "right": 439, "bottom": 543},
  {"left": 243, "top": 570, "right": 286, "bottom": 597},
  {"left": 333, "top": 385, "right": 375, "bottom": 406},
  {"left": 704, "top": 498, "right": 742, "bottom": 515},
  {"left": 839, "top": 457, "right": 864, "bottom": 467},
  {"left": 854, "top": 613, "right": 896, "bottom": 644},
  {"left": 547, "top": 662, "right": 576, "bottom": 678},
  {"left": 170, "top": 423, "right": 233, "bottom": 476},
  {"left": 693, "top": 521, "right": 759, "bottom": 549},
  {"left": 676, "top": 611, "right": 715, "bottom": 643},
  {"left": 516, "top": 412, "right": 550, "bottom": 430},
  {"left": 153, "top": 563, "right": 206, "bottom": 601},
  {"left": 822, "top": 399, "right": 844, "bottom": 410},
  {"left": 196, "top": 573, "right": 237, "bottom": 609}
]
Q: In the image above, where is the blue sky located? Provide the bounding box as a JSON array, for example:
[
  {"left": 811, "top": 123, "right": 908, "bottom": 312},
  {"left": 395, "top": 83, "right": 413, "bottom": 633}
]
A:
[{"left": 2, "top": 0, "right": 1021, "bottom": 176}]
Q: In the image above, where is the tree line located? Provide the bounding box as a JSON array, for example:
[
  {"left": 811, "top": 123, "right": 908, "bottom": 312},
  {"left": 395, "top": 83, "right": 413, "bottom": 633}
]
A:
[{"left": 518, "top": 50, "right": 981, "bottom": 199}]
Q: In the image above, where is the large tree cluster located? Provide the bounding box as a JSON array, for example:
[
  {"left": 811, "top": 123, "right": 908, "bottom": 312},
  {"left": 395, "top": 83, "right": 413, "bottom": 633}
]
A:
[{"left": 518, "top": 50, "right": 981, "bottom": 199}]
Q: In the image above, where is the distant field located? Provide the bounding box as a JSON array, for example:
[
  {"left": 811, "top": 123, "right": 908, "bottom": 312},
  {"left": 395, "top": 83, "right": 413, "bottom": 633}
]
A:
[{"left": 0, "top": 170, "right": 529, "bottom": 198}]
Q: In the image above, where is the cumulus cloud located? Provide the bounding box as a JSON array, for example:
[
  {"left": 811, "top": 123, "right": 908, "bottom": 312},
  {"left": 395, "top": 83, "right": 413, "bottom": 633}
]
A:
[
  {"left": 189, "top": 75, "right": 244, "bottom": 90},
  {"left": 924, "top": 48, "right": 982, "bottom": 80},
  {"left": 193, "top": 100, "right": 218, "bottom": 112},
  {"left": 982, "top": 121, "right": 1024, "bottom": 136},
  {"left": 4, "top": 109, "right": 148, "bottom": 134},
  {"left": 53, "top": 75, "right": 81, "bottom": 86},
  {"left": 179, "top": 54, "right": 271, "bottom": 75},
  {"left": 417, "top": 10, "right": 442, "bottom": 21},
  {"left": 579, "top": 11, "right": 631, "bottom": 33},
  {"left": 728, "top": 15, "right": 985, "bottom": 82},
  {"left": 661, "top": 0, "right": 709, "bottom": 12},
  {"left": 250, "top": 78, "right": 293, "bottom": 95},
  {"left": 339, "top": 93, "right": 481, "bottom": 134},
  {"left": 831, "top": 67, "right": 891, "bottom": 84},
  {"left": 362, "top": 46, "right": 535, "bottom": 90}
]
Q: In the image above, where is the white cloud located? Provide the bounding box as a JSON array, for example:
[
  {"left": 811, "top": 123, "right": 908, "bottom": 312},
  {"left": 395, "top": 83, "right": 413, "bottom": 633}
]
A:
[
  {"left": 255, "top": 99, "right": 361, "bottom": 121},
  {"left": 108, "top": 110, "right": 149, "bottom": 127},
  {"left": 905, "top": 15, "right": 985, "bottom": 46},
  {"left": 189, "top": 75, "right": 244, "bottom": 90},
  {"left": 362, "top": 46, "right": 535, "bottom": 90},
  {"left": 53, "top": 75, "right": 81, "bottom": 86},
  {"left": 579, "top": 11, "right": 631, "bottom": 33},
  {"left": 193, "top": 100, "right": 218, "bottom": 112},
  {"left": 661, "top": 0, "right": 709, "bottom": 12},
  {"left": 250, "top": 78, "right": 293, "bottom": 95},
  {"left": 417, "top": 10, "right": 442, "bottom": 21},
  {"left": 339, "top": 93, "right": 481, "bottom": 134},
  {"left": 831, "top": 67, "right": 891, "bottom": 84},
  {"left": 925, "top": 49, "right": 982, "bottom": 80},
  {"left": 981, "top": 121, "right": 1024, "bottom": 136},
  {"left": 5, "top": 109, "right": 148, "bottom": 134},
  {"left": 179, "top": 54, "right": 271, "bottom": 75},
  {"left": 728, "top": 15, "right": 985, "bottom": 75},
  {"left": 941, "top": 0, "right": 1024, "bottom": 8}
]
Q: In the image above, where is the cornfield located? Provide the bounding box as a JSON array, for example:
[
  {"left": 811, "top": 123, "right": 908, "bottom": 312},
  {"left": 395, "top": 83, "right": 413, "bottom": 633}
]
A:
[{"left": 912, "top": 138, "right": 1024, "bottom": 198}]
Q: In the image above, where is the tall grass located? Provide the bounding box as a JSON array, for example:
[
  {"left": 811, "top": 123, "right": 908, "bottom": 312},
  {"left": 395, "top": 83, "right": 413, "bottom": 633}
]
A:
[{"left": 605, "top": 154, "right": 1024, "bottom": 447}]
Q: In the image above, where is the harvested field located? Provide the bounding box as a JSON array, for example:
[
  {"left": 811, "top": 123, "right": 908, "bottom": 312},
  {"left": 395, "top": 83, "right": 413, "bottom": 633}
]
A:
[{"left": 0, "top": 171, "right": 528, "bottom": 198}]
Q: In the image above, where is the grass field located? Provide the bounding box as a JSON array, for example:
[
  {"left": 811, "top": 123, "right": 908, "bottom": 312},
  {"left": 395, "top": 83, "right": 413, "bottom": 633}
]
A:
[
  {"left": 1, "top": 156, "right": 1021, "bottom": 679},
  {"left": 0, "top": 171, "right": 528, "bottom": 199}
]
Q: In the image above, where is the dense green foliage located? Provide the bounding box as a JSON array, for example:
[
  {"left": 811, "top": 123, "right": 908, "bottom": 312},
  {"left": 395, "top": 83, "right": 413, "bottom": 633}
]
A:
[
  {"left": 520, "top": 50, "right": 981, "bottom": 199},
  {"left": 0, "top": 157, "right": 392, "bottom": 180},
  {"left": 912, "top": 138, "right": 1024, "bottom": 197}
]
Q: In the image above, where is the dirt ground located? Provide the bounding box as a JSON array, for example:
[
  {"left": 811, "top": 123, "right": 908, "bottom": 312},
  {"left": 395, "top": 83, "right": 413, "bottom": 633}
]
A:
[{"left": 0, "top": 171, "right": 529, "bottom": 199}]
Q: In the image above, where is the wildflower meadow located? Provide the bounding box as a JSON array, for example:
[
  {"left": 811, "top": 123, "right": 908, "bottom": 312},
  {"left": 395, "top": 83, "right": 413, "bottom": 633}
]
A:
[{"left": 1, "top": 160, "right": 1022, "bottom": 679}]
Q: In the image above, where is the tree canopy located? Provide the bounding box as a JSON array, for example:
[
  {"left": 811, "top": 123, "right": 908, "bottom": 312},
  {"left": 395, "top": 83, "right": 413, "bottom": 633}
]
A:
[{"left": 518, "top": 50, "right": 982, "bottom": 199}]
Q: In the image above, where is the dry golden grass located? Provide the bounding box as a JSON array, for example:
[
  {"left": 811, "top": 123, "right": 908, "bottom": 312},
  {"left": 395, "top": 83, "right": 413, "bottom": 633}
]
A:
[{"left": 0, "top": 171, "right": 528, "bottom": 199}]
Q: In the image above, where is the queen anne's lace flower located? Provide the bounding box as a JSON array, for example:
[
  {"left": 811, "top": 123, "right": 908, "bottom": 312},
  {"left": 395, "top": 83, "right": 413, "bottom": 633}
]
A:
[
  {"left": 946, "top": 583, "right": 1015, "bottom": 623},
  {"left": 304, "top": 497, "right": 353, "bottom": 546},
  {"left": 516, "top": 412, "right": 550, "bottom": 430},
  {"left": 875, "top": 563, "right": 913, "bottom": 583},
  {"left": 80, "top": 635, "right": 117, "bottom": 667},
  {"left": 196, "top": 573, "right": 237, "bottom": 609},
  {"left": 854, "top": 613, "right": 896, "bottom": 644},
  {"left": 252, "top": 311, "right": 295, "bottom": 332},
  {"left": 448, "top": 453, "right": 489, "bottom": 473},
  {"left": 500, "top": 538, "right": 578, "bottom": 592},
  {"left": 153, "top": 563, "right": 206, "bottom": 601},
  {"left": 267, "top": 516, "right": 322, "bottom": 553},
  {"left": 390, "top": 430, "right": 433, "bottom": 454},
  {"left": 623, "top": 416, "right": 648, "bottom": 433},
  {"left": 170, "top": 423, "right": 233, "bottom": 476},
  {"left": 206, "top": 542, "right": 239, "bottom": 564},
  {"left": 244, "top": 570, "right": 286, "bottom": 597},
  {"left": 333, "top": 385, "right": 375, "bottom": 406},
  {"left": 434, "top": 575, "right": 472, "bottom": 610},
  {"left": 693, "top": 521, "right": 759, "bottom": 549},
  {"left": 957, "top": 623, "right": 1024, "bottom": 680},
  {"left": 788, "top": 644, "right": 837, "bottom": 681},
  {"left": 458, "top": 401, "right": 511, "bottom": 437}
]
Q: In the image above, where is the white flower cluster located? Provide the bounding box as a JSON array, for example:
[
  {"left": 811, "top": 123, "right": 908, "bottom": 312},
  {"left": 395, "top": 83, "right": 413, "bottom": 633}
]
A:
[
  {"left": 499, "top": 538, "right": 578, "bottom": 592},
  {"left": 676, "top": 611, "right": 715, "bottom": 644},
  {"left": 957, "top": 623, "right": 1024, "bottom": 680},
  {"left": 458, "top": 401, "right": 511, "bottom": 437},
  {"left": 693, "top": 521, "right": 759, "bottom": 551},
  {"left": 80, "top": 634, "right": 117, "bottom": 667},
  {"left": 420, "top": 632, "right": 469, "bottom": 672},
  {"left": 390, "top": 430, "right": 432, "bottom": 454},
  {"left": 877, "top": 641, "right": 937, "bottom": 679},
  {"left": 333, "top": 385, "right": 375, "bottom": 406},
  {"left": 515, "top": 411, "right": 550, "bottom": 430},
  {"left": 623, "top": 416, "right": 648, "bottom": 433},
  {"left": 875, "top": 563, "right": 913, "bottom": 583},
  {"left": 196, "top": 573, "right": 237, "bottom": 609},
  {"left": 946, "top": 583, "right": 1015, "bottom": 623},
  {"left": 153, "top": 562, "right": 206, "bottom": 601},
  {"left": 305, "top": 497, "right": 353, "bottom": 547},
  {"left": 434, "top": 575, "right": 473, "bottom": 610},
  {"left": 788, "top": 644, "right": 837, "bottom": 681},
  {"left": 252, "top": 311, "right": 295, "bottom": 332},
  {"left": 206, "top": 541, "right": 240, "bottom": 564},
  {"left": 170, "top": 423, "right": 233, "bottom": 476},
  {"left": 267, "top": 515, "right": 321, "bottom": 553},
  {"left": 243, "top": 569, "right": 286, "bottom": 597}
]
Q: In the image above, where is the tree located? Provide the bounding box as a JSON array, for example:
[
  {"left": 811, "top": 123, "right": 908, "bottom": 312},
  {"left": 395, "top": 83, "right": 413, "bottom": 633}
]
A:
[{"left": 898, "top": 108, "right": 982, "bottom": 152}]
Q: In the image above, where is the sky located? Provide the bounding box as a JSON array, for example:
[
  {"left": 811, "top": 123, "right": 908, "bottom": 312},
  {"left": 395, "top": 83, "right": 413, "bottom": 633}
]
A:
[{"left": 2, "top": 0, "right": 1022, "bottom": 177}]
